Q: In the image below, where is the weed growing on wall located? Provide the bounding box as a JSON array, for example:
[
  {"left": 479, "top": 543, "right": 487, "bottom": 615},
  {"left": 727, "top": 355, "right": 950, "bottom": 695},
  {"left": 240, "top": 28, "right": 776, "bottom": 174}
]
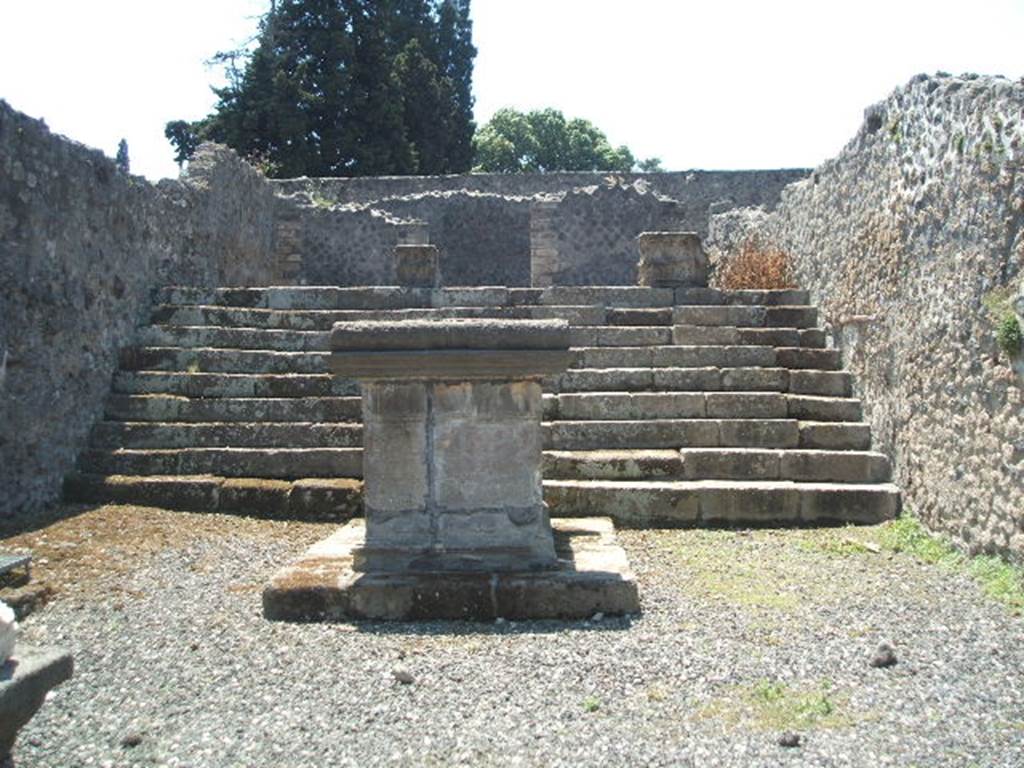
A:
[
  {"left": 996, "top": 314, "right": 1022, "bottom": 356},
  {"left": 716, "top": 237, "right": 797, "bottom": 290}
]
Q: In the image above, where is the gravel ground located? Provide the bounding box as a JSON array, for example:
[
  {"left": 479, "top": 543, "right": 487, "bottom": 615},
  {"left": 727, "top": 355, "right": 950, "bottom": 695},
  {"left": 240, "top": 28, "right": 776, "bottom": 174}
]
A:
[{"left": 4, "top": 505, "right": 1024, "bottom": 768}]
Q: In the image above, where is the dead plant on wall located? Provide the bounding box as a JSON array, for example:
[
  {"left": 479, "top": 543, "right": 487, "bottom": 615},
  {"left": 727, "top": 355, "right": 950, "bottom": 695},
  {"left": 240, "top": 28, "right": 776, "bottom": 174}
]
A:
[{"left": 715, "top": 237, "right": 797, "bottom": 290}]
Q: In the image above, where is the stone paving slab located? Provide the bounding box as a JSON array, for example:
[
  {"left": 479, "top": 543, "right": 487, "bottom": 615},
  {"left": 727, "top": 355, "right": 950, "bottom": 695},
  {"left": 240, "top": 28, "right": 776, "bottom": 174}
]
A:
[{"left": 263, "top": 517, "right": 640, "bottom": 622}]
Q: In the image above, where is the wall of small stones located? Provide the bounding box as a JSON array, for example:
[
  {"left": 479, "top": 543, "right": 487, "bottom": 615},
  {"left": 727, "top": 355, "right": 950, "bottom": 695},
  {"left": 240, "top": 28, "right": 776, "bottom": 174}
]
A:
[
  {"left": 274, "top": 169, "right": 808, "bottom": 287},
  {"left": 272, "top": 168, "right": 809, "bottom": 210},
  {"left": 0, "top": 101, "right": 279, "bottom": 519},
  {"left": 711, "top": 74, "right": 1024, "bottom": 562}
]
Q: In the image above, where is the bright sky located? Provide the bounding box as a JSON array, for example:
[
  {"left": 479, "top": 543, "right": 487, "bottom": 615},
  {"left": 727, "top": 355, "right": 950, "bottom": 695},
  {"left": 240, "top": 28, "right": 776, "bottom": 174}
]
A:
[{"left": 2, "top": 0, "right": 1022, "bottom": 180}]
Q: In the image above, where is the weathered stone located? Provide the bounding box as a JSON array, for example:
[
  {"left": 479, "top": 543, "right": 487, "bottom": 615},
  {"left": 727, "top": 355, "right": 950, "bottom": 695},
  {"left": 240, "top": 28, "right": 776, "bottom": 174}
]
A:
[
  {"left": 263, "top": 517, "right": 640, "bottom": 621},
  {"left": 393, "top": 244, "right": 439, "bottom": 288},
  {"left": 636, "top": 231, "right": 709, "bottom": 288}
]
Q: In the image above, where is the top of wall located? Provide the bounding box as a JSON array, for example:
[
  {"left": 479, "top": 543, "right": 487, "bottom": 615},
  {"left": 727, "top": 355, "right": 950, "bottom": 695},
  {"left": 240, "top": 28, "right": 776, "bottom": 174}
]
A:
[{"left": 271, "top": 168, "right": 811, "bottom": 208}]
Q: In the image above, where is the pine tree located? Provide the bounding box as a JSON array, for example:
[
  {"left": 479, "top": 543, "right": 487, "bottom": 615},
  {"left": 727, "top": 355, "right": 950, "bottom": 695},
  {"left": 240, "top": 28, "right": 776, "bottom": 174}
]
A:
[
  {"left": 166, "top": 0, "right": 476, "bottom": 177},
  {"left": 115, "top": 139, "right": 130, "bottom": 173}
]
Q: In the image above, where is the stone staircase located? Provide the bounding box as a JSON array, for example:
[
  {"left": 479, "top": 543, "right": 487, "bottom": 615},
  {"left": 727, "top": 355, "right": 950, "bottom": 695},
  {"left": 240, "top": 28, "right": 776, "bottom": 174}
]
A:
[{"left": 64, "top": 285, "right": 900, "bottom": 526}]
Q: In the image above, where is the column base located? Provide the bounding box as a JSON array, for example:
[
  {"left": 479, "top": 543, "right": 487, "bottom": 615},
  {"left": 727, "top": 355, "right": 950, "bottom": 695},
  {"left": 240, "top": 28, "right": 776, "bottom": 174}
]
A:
[{"left": 263, "top": 517, "right": 640, "bottom": 622}]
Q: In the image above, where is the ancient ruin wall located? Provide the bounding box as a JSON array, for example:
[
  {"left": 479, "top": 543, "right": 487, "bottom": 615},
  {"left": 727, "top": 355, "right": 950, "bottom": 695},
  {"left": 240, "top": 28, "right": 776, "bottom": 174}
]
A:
[
  {"left": 272, "top": 168, "right": 809, "bottom": 214},
  {"left": 720, "top": 74, "right": 1024, "bottom": 561},
  {"left": 0, "top": 102, "right": 279, "bottom": 519}
]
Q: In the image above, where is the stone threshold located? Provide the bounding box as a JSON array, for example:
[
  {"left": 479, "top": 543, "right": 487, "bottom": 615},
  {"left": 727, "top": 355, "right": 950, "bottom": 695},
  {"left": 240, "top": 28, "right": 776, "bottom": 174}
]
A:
[{"left": 263, "top": 517, "right": 640, "bottom": 622}]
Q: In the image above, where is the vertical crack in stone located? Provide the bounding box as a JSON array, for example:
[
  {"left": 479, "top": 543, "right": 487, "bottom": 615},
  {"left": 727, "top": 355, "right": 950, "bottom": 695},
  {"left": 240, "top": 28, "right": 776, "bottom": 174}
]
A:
[{"left": 424, "top": 383, "right": 440, "bottom": 553}]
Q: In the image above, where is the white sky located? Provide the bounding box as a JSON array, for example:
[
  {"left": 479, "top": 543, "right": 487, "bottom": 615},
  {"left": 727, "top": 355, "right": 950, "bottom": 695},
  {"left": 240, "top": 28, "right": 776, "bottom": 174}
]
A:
[{"left": 2, "top": 0, "right": 1022, "bottom": 180}]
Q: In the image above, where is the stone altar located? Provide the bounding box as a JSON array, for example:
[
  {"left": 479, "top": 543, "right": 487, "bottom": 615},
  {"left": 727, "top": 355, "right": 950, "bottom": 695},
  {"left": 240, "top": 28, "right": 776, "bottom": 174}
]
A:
[{"left": 263, "top": 318, "right": 640, "bottom": 621}]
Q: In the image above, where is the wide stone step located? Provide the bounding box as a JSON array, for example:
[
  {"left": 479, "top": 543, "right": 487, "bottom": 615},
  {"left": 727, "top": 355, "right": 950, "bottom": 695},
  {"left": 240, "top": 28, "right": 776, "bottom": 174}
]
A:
[
  {"left": 674, "top": 288, "right": 811, "bottom": 306},
  {"left": 576, "top": 345, "right": 846, "bottom": 371},
  {"left": 104, "top": 395, "right": 362, "bottom": 423},
  {"left": 539, "top": 286, "right": 675, "bottom": 308},
  {"left": 151, "top": 303, "right": 607, "bottom": 330},
  {"left": 137, "top": 326, "right": 330, "bottom": 351},
  {"left": 543, "top": 449, "right": 683, "bottom": 480},
  {"left": 89, "top": 421, "right": 362, "bottom": 449},
  {"left": 673, "top": 325, "right": 826, "bottom": 348},
  {"left": 121, "top": 347, "right": 329, "bottom": 374},
  {"left": 605, "top": 308, "right": 673, "bottom": 327},
  {"left": 544, "top": 419, "right": 871, "bottom": 451},
  {"left": 551, "top": 367, "right": 853, "bottom": 396},
  {"left": 673, "top": 305, "right": 818, "bottom": 328},
  {"left": 79, "top": 447, "right": 362, "bottom": 478},
  {"left": 543, "top": 479, "right": 900, "bottom": 527},
  {"left": 63, "top": 473, "right": 362, "bottom": 521},
  {"left": 570, "top": 327, "right": 673, "bottom": 347},
  {"left": 112, "top": 372, "right": 358, "bottom": 398},
  {"left": 543, "top": 392, "right": 863, "bottom": 421},
  {"left": 544, "top": 448, "right": 890, "bottom": 482}
]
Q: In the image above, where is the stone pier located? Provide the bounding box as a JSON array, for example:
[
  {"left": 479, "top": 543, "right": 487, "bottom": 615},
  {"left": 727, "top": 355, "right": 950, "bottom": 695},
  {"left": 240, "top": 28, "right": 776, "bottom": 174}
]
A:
[
  {"left": 636, "top": 231, "right": 708, "bottom": 287},
  {"left": 263, "top": 318, "right": 640, "bottom": 621}
]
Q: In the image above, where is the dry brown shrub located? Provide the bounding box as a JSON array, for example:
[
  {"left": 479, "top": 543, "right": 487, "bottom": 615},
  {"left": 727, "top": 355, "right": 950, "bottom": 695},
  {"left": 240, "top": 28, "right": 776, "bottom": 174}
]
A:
[{"left": 716, "top": 237, "right": 797, "bottom": 290}]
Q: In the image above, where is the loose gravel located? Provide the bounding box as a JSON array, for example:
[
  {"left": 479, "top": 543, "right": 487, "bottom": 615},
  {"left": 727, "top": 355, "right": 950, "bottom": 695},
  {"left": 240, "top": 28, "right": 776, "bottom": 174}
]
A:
[{"left": 5, "top": 505, "right": 1024, "bottom": 768}]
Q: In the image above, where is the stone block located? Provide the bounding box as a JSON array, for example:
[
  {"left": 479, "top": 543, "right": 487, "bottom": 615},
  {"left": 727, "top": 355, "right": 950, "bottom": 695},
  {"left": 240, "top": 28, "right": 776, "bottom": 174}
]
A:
[
  {"left": 698, "top": 482, "right": 800, "bottom": 524},
  {"left": 263, "top": 518, "right": 639, "bottom": 621},
  {"left": 636, "top": 232, "right": 709, "bottom": 288},
  {"left": 393, "top": 244, "right": 439, "bottom": 288}
]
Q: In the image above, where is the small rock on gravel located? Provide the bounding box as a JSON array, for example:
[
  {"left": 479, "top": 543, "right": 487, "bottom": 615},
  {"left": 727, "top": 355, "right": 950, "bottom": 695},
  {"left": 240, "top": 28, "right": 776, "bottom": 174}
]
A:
[
  {"left": 392, "top": 666, "right": 415, "bottom": 685},
  {"left": 778, "top": 732, "right": 802, "bottom": 748},
  {"left": 871, "top": 642, "right": 898, "bottom": 668}
]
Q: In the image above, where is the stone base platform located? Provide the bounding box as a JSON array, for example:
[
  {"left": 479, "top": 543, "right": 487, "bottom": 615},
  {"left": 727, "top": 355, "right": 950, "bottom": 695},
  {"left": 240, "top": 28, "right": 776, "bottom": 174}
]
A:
[
  {"left": 1, "top": 645, "right": 74, "bottom": 759},
  {"left": 263, "top": 517, "right": 640, "bottom": 622}
]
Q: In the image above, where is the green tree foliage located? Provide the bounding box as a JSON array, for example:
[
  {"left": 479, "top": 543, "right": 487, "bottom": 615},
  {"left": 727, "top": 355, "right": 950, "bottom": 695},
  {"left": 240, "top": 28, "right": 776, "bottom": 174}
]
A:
[
  {"left": 166, "top": 0, "right": 476, "bottom": 177},
  {"left": 473, "top": 108, "right": 659, "bottom": 173},
  {"left": 165, "top": 121, "right": 201, "bottom": 169},
  {"left": 115, "top": 139, "right": 130, "bottom": 173}
]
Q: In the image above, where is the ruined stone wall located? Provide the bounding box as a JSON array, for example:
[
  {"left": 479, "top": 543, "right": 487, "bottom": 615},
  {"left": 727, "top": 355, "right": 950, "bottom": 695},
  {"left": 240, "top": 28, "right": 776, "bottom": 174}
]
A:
[
  {"left": 273, "top": 169, "right": 808, "bottom": 287},
  {"left": 530, "top": 180, "right": 688, "bottom": 285},
  {"left": 713, "top": 74, "right": 1024, "bottom": 562},
  {"left": 272, "top": 168, "right": 809, "bottom": 213},
  {"left": 0, "top": 102, "right": 279, "bottom": 518},
  {"left": 369, "top": 191, "right": 532, "bottom": 286}
]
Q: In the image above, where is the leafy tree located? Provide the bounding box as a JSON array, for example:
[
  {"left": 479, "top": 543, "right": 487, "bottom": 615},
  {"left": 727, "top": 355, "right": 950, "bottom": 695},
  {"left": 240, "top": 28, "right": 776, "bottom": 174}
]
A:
[
  {"left": 165, "top": 0, "right": 476, "bottom": 178},
  {"left": 473, "top": 108, "right": 658, "bottom": 173},
  {"left": 637, "top": 156, "right": 664, "bottom": 172},
  {"left": 115, "top": 139, "right": 130, "bottom": 173},
  {"left": 165, "top": 121, "right": 201, "bottom": 169}
]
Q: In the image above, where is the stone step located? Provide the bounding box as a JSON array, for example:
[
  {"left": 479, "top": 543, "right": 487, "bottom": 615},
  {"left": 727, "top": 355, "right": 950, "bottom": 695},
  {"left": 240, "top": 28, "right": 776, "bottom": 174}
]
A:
[
  {"left": 89, "top": 421, "right": 362, "bottom": 449},
  {"left": 137, "top": 326, "right": 330, "bottom": 351},
  {"left": 673, "top": 288, "right": 811, "bottom": 306},
  {"left": 673, "top": 325, "right": 826, "bottom": 348},
  {"left": 544, "top": 479, "right": 900, "bottom": 527},
  {"left": 605, "top": 308, "right": 673, "bottom": 326},
  {"left": 543, "top": 392, "right": 863, "bottom": 422},
  {"left": 544, "top": 448, "right": 890, "bottom": 482},
  {"left": 551, "top": 367, "right": 853, "bottom": 396},
  {"left": 104, "top": 395, "right": 362, "bottom": 423},
  {"left": 112, "top": 372, "right": 358, "bottom": 398},
  {"left": 574, "top": 345, "right": 777, "bottom": 370},
  {"left": 78, "top": 447, "right": 362, "bottom": 479},
  {"left": 63, "top": 473, "right": 362, "bottom": 521},
  {"left": 570, "top": 326, "right": 673, "bottom": 347},
  {"left": 121, "top": 347, "right": 329, "bottom": 374},
  {"left": 543, "top": 419, "right": 870, "bottom": 451},
  {"left": 539, "top": 286, "right": 675, "bottom": 308},
  {"left": 151, "top": 303, "right": 608, "bottom": 330},
  {"left": 543, "top": 450, "right": 684, "bottom": 480},
  {"left": 673, "top": 305, "right": 818, "bottom": 328},
  {"left": 157, "top": 286, "right": 552, "bottom": 311}
]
